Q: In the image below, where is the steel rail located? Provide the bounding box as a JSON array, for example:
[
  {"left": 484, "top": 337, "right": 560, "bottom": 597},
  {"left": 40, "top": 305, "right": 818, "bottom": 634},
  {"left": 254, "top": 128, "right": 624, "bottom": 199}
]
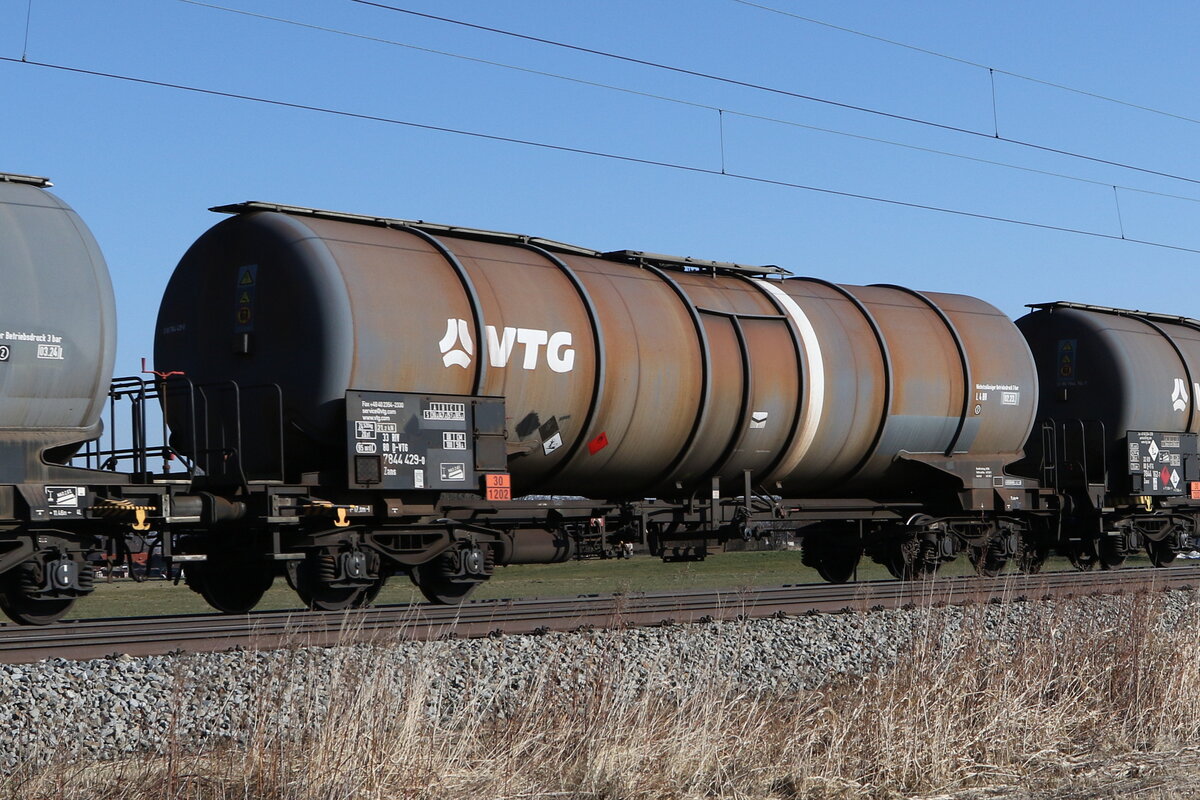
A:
[{"left": 0, "top": 566, "right": 1197, "bottom": 664}]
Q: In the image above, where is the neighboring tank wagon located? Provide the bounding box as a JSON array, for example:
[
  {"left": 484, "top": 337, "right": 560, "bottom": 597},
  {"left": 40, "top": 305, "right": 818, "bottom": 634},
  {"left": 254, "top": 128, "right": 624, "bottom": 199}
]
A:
[
  {"left": 2, "top": 175, "right": 1200, "bottom": 626},
  {"left": 0, "top": 174, "right": 117, "bottom": 479},
  {"left": 0, "top": 173, "right": 122, "bottom": 624},
  {"left": 1014, "top": 302, "right": 1200, "bottom": 568}
]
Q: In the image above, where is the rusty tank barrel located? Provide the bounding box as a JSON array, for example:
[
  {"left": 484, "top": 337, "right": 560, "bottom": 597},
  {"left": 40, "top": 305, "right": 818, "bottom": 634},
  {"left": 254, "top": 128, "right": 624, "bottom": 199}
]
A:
[{"left": 155, "top": 203, "right": 1037, "bottom": 498}]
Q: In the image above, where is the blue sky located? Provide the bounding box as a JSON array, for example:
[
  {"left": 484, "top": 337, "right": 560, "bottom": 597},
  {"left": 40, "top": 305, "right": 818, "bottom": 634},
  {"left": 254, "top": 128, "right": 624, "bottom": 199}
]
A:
[{"left": 3, "top": 0, "right": 1199, "bottom": 375}]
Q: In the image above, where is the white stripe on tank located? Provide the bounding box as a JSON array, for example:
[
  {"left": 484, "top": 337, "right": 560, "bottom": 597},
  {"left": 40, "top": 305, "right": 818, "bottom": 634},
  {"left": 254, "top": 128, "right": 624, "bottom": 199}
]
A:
[{"left": 751, "top": 279, "right": 825, "bottom": 478}]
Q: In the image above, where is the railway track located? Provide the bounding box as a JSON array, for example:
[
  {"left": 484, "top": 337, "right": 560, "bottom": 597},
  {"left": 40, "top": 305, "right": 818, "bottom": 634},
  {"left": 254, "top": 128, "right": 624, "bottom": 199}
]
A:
[{"left": 0, "top": 565, "right": 1196, "bottom": 664}]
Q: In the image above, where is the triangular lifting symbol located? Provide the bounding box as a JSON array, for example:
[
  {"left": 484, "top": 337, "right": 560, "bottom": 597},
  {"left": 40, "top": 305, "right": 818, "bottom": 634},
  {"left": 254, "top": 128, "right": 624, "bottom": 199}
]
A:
[
  {"left": 239, "top": 291, "right": 251, "bottom": 304},
  {"left": 1061, "top": 342, "right": 1073, "bottom": 351},
  {"left": 239, "top": 270, "right": 255, "bottom": 286}
]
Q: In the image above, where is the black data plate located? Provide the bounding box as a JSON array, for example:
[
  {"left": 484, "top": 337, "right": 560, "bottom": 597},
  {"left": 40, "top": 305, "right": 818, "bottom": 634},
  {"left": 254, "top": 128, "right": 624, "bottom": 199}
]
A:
[
  {"left": 346, "top": 391, "right": 476, "bottom": 490},
  {"left": 1127, "top": 431, "right": 1199, "bottom": 495}
]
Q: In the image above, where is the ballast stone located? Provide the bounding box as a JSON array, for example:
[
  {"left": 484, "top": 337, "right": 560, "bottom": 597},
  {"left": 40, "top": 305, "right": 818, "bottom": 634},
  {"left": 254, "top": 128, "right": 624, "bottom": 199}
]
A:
[{"left": 0, "top": 590, "right": 1193, "bottom": 771}]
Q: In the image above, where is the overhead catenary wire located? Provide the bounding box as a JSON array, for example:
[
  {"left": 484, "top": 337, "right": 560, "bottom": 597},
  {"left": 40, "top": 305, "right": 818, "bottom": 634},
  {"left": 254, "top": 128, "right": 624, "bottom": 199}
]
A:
[
  {"left": 347, "top": 0, "right": 1200, "bottom": 189},
  {"left": 4, "top": 54, "right": 1200, "bottom": 257},
  {"left": 989, "top": 69, "right": 1000, "bottom": 138},
  {"left": 1113, "top": 186, "right": 1127, "bottom": 240},
  {"left": 21, "top": 0, "right": 33, "bottom": 61},
  {"left": 729, "top": 0, "right": 1200, "bottom": 129},
  {"left": 171, "top": 0, "right": 1200, "bottom": 208}
]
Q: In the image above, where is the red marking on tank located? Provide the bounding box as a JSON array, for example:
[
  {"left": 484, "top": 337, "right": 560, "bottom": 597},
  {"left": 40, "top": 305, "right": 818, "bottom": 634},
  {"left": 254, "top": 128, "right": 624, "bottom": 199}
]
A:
[
  {"left": 1161, "top": 466, "right": 1171, "bottom": 487},
  {"left": 587, "top": 432, "right": 609, "bottom": 455}
]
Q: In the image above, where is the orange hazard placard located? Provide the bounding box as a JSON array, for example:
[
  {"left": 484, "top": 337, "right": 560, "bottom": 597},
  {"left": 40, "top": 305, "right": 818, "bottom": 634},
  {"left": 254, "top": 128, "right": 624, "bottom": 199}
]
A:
[
  {"left": 485, "top": 473, "right": 511, "bottom": 501},
  {"left": 1190, "top": 482, "right": 1200, "bottom": 500}
]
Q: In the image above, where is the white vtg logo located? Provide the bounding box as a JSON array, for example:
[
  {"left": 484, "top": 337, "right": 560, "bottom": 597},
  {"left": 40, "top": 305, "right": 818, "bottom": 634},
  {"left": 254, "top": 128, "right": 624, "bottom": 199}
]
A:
[
  {"left": 438, "top": 318, "right": 575, "bottom": 373},
  {"left": 1172, "top": 378, "right": 1200, "bottom": 413}
]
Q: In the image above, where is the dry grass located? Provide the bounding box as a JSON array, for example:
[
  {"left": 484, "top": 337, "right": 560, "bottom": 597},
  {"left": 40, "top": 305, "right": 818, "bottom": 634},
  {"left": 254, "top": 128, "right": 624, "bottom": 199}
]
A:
[{"left": 13, "top": 591, "right": 1200, "bottom": 800}]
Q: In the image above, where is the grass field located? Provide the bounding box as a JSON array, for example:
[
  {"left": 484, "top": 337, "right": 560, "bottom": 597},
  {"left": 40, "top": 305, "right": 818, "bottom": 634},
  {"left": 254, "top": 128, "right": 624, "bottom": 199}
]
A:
[{"left": 61, "top": 548, "right": 1151, "bottom": 620}]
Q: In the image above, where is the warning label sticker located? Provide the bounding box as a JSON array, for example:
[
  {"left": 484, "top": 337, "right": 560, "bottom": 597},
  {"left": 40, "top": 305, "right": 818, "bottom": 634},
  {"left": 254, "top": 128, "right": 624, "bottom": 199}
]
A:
[
  {"left": 45, "top": 486, "right": 83, "bottom": 508},
  {"left": 1057, "top": 339, "right": 1077, "bottom": 384},
  {"left": 234, "top": 264, "right": 257, "bottom": 333},
  {"left": 440, "top": 463, "right": 466, "bottom": 482},
  {"left": 1128, "top": 430, "right": 1198, "bottom": 495},
  {"left": 539, "top": 416, "right": 562, "bottom": 456}
]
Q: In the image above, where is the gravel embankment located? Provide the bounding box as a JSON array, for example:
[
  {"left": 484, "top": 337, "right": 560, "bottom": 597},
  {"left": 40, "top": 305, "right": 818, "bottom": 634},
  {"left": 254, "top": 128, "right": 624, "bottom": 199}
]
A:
[{"left": 0, "top": 589, "right": 1196, "bottom": 770}]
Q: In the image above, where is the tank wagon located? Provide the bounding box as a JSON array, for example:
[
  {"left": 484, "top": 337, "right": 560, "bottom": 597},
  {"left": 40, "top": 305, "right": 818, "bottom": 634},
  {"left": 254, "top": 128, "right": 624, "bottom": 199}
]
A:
[
  {"left": 151, "top": 201, "right": 1041, "bottom": 606},
  {"left": 1, "top": 173, "right": 1199, "bottom": 624},
  {"left": 1014, "top": 303, "right": 1200, "bottom": 569}
]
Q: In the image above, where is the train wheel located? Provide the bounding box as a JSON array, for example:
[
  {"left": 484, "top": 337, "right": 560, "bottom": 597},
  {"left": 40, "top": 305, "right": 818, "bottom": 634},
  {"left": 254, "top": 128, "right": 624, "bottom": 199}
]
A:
[
  {"left": 967, "top": 528, "right": 1012, "bottom": 576},
  {"left": 295, "top": 584, "right": 362, "bottom": 611},
  {"left": 1014, "top": 535, "right": 1048, "bottom": 574},
  {"left": 350, "top": 576, "right": 388, "bottom": 608},
  {"left": 284, "top": 557, "right": 365, "bottom": 612},
  {"left": 0, "top": 558, "right": 87, "bottom": 625},
  {"left": 968, "top": 542, "right": 1007, "bottom": 577},
  {"left": 801, "top": 532, "right": 862, "bottom": 583},
  {"left": 1146, "top": 538, "right": 1178, "bottom": 567},
  {"left": 1064, "top": 539, "right": 1100, "bottom": 571},
  {"left": 410, "top": 561, "right": 483, "bottom": 604},
  {"left": 185, "top": 557, "right": 273, "bottom": 614},
  {"left": 1099, "top": 536, "right": 1127, "bottom": 570},
  {"left": 879, "top": 551, "right": 909, "bottom": 580},
  {"left": 877, "top": 535, "right": 938, "bottom": 580},
  {"left": 0, "top": 591, "right": 74, "bottom": 625}
]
